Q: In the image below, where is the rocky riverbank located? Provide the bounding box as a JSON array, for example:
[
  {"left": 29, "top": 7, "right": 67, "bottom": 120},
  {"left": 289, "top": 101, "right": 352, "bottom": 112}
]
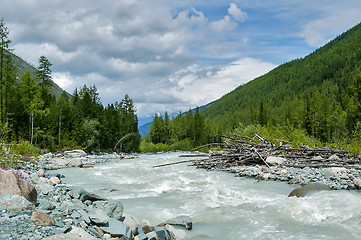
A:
[
  {"left": 0, "top": 150, "right": 189, "bottom": 240},
  {"left": 194, "top": 154, "right": 361, "bottom": 192}
]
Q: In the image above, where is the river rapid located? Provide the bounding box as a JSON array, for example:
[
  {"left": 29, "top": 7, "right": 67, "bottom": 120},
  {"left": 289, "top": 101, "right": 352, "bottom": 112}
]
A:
[{"left": 54, "top": 152, "right": 361, "bottom": 239}]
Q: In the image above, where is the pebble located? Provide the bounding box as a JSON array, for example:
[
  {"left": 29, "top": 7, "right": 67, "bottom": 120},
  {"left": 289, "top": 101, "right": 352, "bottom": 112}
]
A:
[{"left": 0, "top": 151, "right": 183, "bottom": 240}]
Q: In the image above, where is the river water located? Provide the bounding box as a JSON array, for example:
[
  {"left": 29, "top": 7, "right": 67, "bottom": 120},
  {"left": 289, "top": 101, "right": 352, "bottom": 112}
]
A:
[{"left": 54, "top": 152, "right": 361, "bottom": 239}]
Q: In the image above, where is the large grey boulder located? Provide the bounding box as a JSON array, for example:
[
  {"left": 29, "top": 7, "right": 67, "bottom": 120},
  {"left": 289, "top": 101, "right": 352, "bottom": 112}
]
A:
[
  {"left": 265, "top": 156, "right": 286, "bottom": 166},
  {"left": 42, "top": 226, "right": 97, "bottom": 240},
  {"left": 288, "top": 182, "right": 331, "bottom": 197},
  {"left": 100, "top": 218, "right": 132, "bottom": 239},
  {"left": 93, "top": 199, "right": 124, "bottom": 220},
  {"left": 0, "top": 169, "right": 37, "bottom": 204},
  {"left": 0, "top": 194, "right": 35, "bottom": 211},
  {"left": 68, "top": 186, "right": 88, "bottom": 202},
  {"left": 88, "top": 207, "right": 109, "bottom": 225},
  {"left": 64, "top": 150, "right": 87, "bottom": 158},
  {"left": 158, "top": 215, "right": 192, "bottom": 230},
  {"left": 164, "top": 224, "right": 187, "bottom": 240},
  {"left": 69, "top": 158, "right": 84, "bottom": 167}
]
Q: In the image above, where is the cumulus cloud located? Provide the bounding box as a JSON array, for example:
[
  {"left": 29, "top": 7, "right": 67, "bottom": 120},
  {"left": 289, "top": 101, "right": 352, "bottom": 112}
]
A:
[
  {"left": 228, "top": 3, "right": 247, "bottom": 22},
  {"left": 168, "top": 57, "right": 276, "bottom": 107},
  {"left": 210, "top": 15, "right": 238, "bottom": 32}
]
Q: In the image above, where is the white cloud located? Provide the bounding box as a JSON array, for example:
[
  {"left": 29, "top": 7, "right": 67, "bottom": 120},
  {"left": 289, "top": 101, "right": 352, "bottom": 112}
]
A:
[
  {"left": 228, "top": 3, "right": 247, "bottom": 22},
  {"left": 210, "top": 15, "right": 238, "bottom": 32},
  {"left": 168, "top": 57, "right": 276, "bottom": 107}
]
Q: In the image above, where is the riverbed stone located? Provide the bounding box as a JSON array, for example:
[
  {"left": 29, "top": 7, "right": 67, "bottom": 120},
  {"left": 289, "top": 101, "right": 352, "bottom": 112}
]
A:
[
  {"left": 93, "top": 199, "right": 124, "bottom": 220},
  {"left": 88, "top": 207, "right": 109, "bottom": 225},
  {"left": 42, "top": 226, "right": 97, "bottom": 240},
  {"left": 68, "top": 186, "right": 88, "bottom": 202},
  {"left": 140, "top": 219, "right": 154, "bottom": 233},
  {"left": 353, "top": 178, "right": 361, "bottom": 189},
  {"left": 100, "top": 217, "right": 132, "bottom": 239},
  {"left": 265, "top": 156, "right": 286, "bottom": 166},
  {"left": 146, "top": 231, "right": 160, "bottom": 240},
  {"left": 122, "top": 213, "right": 140, "bottom": 235},
  {"left": 31, "top": 211, "right": 55, "bottom": 226},
  {"left": 328, "top": 154, "right": 340, "bottom": 161},
  {"left": 0, "top": 194, "right": 35, "bottom": 211},
  {"left": 64, "top": 150, "right": 87, "bottom": 158},
  {"left": 158, "top": 215, "right": 192, "bottom": 230},
  {"left": 69, "top": 158, "right": 83, "bottom": 167},
  {"left": 49, "top": 176, "right": 61, "bottom": 185},
  {"left": 0, "top": 169, "right": 38, "bottom": 204},
  {"left": 288, "top": 182, "right": 332, "bottom": 197},
  {"left": 330, "top": 167, "right": 347, "bottom": 177},
  {"left": 164, "top": 224, "right": 187, "bottom": 240}
]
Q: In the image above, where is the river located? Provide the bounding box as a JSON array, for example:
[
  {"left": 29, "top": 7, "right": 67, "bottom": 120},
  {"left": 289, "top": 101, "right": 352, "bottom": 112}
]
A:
[{"left": 53, "top": 152, "right": 361, "bottom": 239}]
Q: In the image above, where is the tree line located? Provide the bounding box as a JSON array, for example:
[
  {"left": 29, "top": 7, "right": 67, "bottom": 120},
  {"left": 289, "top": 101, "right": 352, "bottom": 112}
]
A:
[
  {"left": 0, "top": 19, "right": 140, "bottom": 152},
  {"left": 142, "top": 108, "right": 216, "bottom": 151},
  {"left": 200, "top": 22, "right": 361, "bottom": 152}
]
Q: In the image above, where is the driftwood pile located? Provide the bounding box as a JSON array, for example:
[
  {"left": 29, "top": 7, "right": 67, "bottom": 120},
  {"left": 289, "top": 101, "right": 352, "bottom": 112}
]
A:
[{"left": 190, "top": 134, "right": 361, "bottom": 170}]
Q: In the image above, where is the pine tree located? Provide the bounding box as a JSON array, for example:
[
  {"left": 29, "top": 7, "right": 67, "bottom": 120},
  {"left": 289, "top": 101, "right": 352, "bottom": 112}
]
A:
[{"left": 0, "top": 19, "right": 12, "bottom": 126}]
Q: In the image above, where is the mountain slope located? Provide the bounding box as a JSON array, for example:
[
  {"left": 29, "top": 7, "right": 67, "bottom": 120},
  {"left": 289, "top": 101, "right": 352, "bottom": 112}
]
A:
[
  {"left": 202, "top": 22, "right": 361, "bottom": 141},
  {"left": 10, "top": 52, "right": 68, "bottom": 99}
]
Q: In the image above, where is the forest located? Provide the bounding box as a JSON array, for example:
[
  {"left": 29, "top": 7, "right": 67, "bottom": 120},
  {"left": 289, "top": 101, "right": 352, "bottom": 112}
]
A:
[
  {"left": 196, "top": 22, "right": 361, "bottom": 152},
  {"left": 0, "top": 19, "right": 140, "bottom": 154},
  {"left": 3, "top": 17, "right": 361, "bottom": 156}
]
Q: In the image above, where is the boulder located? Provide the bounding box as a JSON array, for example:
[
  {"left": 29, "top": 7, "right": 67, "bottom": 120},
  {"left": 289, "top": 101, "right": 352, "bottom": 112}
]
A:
[
  {"left": 353, "top": 178, "right": 361, "bottom": 189},
  {"left": 93, "top": 199, "right": 124, "bottom": 220},
  {"left": 0, "top": 169, "right": 37, "bottom": 204},
  {"left": 122, "top": 213, "right": 140, "bottom": 235},
  {"left": 280, "top": 169, "right": 288, "bottom": 175},
  {"left": 100, "top": 218, "right": 132, "bottom": 239},
  {"left": 330, "top": 167, "right": 347, "bottom": 177},
  {"left": 42, "top": 226, "right": 97, "bottom": 240},
  {"left": 68, "top": 186, "right": 88, "bottom": 202},
  {"left": 38, "top": 169, "right": 45, "bottom": 177},
  {"left": 52, "top": 158, "right": 70, "bottom": 167},
  {"left": 288, "top": 182, "right": 331, "bottom": 197},
  {"left": 158, "top": 215, "right": 192, "bottom": 230},
  {"left": 140, "top": 219, "right": 154, "bottom": 233},
  {"left": 146, "top": 231, "right": 160, "bottom": 240},
  {"left": 64, "top": 150, "right": 87, "bottom": 158},
  {"left": 164, "top": 224, "right": 187, "bottom": 240},
  {"left": 87, "top": 192, "right": 107, "bottom": 201},
  {"left": 265, "top": 156, "right": 286, "bottom": 166},
  {"left": 88, "top": 207, "right": 109, "bottom": 226},
  {"left": 0, "top": 194, "right": 35, "bottom": 211},
  {"left": 69, "top": 158, "right": 83, "bottom": 167},
  {"left": 328, "top": 154, "right": 340, "bottom": 161},
  {"left": 49, "top": 176, "right": 61, "bottom": 185},
  {"left": 288, "top": 177, "right": 302, "bottom": 185},
  {"left": 31, "top": 211, "right": 55, "bottom": 226}
]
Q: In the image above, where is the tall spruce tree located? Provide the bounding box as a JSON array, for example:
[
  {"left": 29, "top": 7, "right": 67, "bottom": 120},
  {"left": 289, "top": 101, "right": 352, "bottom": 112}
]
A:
[{"left": 0, "top": 19, "right": 12, "bottom": 127}]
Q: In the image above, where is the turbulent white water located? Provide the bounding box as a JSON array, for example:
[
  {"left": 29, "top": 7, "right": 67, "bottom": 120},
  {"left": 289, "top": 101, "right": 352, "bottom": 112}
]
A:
[{"left": 55, "top": 152, "right": 361, "bottom": 239}]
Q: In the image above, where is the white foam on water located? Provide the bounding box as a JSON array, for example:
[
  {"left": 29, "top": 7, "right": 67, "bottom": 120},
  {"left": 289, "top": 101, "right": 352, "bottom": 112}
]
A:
[{"left": 53, "top": 152, "right": 361, "bottom": 239}]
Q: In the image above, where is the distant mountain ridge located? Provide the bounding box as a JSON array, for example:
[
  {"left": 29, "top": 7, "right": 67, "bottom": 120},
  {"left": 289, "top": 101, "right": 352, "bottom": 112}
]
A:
[{"left": 9, "top": 51, "right": 69, "bottom": 99}]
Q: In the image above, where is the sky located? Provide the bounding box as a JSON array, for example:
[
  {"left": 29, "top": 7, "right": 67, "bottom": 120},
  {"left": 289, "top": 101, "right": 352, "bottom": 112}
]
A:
[{"left": 1, "top": 0, "right": 361, "bottom": 124}]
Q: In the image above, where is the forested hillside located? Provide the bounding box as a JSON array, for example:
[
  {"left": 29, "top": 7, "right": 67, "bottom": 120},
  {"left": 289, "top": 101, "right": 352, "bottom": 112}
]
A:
[
  {"left": 0, "top": 19, "right": 140, "bottom": 152},
  {"left": 202, "top": 22, "right": 361, "bottom": 146}
]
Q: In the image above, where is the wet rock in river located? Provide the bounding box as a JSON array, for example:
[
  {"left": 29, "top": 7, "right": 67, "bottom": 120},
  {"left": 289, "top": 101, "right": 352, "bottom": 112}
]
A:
[
  {"left": 288, "top": 182, "right": 332, "bottom": 197},
  {"left": 158, "top": 215, "right": 192, "bottom": 230}
]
